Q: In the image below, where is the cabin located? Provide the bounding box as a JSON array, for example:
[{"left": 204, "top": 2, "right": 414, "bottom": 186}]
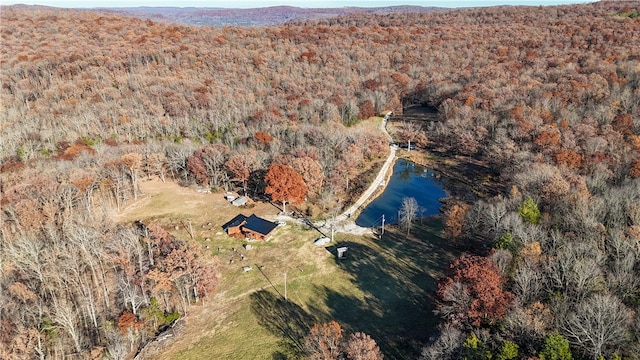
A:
[{"left": 222, "top": 214, "right": 279, "bottom": 241}]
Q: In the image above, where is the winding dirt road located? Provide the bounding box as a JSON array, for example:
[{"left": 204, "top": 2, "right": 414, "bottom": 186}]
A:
[{"left": 322, "top": 113, "right": 397, "bottom": 235}]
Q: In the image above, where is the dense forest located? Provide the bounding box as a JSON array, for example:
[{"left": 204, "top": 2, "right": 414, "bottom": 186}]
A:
[{"left": 1, "top": 1, "right": 639, "bottom": 359}]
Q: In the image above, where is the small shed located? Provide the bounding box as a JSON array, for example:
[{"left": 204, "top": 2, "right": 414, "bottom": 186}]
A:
[
  {"left": 232, "top": 196, "right": 248, "bottom": 207},
  {"left": 314, "top": 237, "right": 331, "bottom": 246}
]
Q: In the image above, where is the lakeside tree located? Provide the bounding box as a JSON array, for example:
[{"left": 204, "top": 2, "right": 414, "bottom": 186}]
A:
[
  {"left": 399, "top": 197, "right": 420, "bottom": 234},
  {"left": 399, "top": 121, "right": 421, "bottom": 151},
  {"left": 265, "top": 164, "right": 307, "bottom": 214},
  {"left": 444, "top": 203, "right": 470, "bottom": 239}
]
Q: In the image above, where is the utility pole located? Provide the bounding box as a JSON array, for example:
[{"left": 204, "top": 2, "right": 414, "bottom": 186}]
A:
[
  {"left": 331, "top": 207, "right": 336, "bottom": 243},
  {"left": 381, "top": 214, "right": 385, "bottom": 236},
  {"left": 284, "top": 272, "right": 287, "bottom": 301}
]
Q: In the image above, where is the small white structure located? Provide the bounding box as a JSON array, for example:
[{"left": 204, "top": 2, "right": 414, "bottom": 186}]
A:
[
  {"left": 232, "top": 196, "right": 248, "bottom": 206},
  {"left": 242, "top": 266, "right": 253, "bottom": 272},
  {"left": 314, "top": 237, "right": 331, "bottom": 246},
  {"left": 337, "top": 247, "right": 348, "bottom": 259}
]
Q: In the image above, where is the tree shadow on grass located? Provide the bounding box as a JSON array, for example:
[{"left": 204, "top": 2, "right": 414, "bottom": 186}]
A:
[
  {"left": 323, "top": 220, "right": 456, "bottom": 359},
  {"left": 249, "top": 219, "right": 459, "bottom": 360},
  {"left": 249, "top": 289, "right": 315, "bottom": 359}
]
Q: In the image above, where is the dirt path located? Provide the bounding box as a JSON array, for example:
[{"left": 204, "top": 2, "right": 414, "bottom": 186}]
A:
[{"left": 324, "top": 113, "right": 396, "bottom": 234}]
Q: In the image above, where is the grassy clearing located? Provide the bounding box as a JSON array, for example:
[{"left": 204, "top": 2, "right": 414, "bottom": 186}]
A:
[
  {"left": 162, "top": 219, "right": 455, "bottom": 360},
  {"left": 118, "top": 179, "right": 459, "bottom": 359}
]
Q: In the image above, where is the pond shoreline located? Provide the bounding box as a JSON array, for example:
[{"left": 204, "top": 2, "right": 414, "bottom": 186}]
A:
[{"left": 354, "top": 158, "right": 448, "bottom": 228}]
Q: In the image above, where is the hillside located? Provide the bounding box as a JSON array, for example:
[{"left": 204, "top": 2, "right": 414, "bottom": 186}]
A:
[
  {"left": 1, "top": 2, "right": 640, "bottom": 359},
  {"left": 100, "top": 5, "right": 445, "bottom": 27}
]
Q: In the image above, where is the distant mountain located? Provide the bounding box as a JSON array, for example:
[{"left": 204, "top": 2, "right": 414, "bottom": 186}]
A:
[{"left": 96, "top": 5, "right": 447, "bottom": 27}]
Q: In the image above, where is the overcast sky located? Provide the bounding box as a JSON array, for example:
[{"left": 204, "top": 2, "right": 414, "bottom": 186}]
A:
[{"left": 0, "top": 0, "right": 595, "bottom": 9}]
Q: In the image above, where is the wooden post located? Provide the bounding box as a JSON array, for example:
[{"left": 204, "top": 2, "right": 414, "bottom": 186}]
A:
[
  {"left": 182, "top": 220, "right": 195, "bottom": 240},
  {"left": 284, "top": 272, "right": 287, "bottom": 301}
]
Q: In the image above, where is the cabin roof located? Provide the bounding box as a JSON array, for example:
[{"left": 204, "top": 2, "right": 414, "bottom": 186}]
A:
[
  {"left": 222, "top": 214, "right": 247, "bottom": 230},
  {"left": 243, "top": 214, "right": 278, "bottom": 236}
]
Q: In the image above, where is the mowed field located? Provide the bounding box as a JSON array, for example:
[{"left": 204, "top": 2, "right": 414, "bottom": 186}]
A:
[{"left": 116, "top": 178, "right": 457, "bottom": 359}]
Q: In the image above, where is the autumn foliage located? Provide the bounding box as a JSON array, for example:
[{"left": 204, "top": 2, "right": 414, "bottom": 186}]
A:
[
  {"left": 117, "top": 311, "right": 143, "bottom": 333},
  {"left": 2, "top": 1, "right": 640, "bottom": 358},
  {"left": 303, "top": 321, "right": 383, "bottom": 360},
  {"left": 436, "top": 256, "right": 514, "bottom": 327},
  {"left": 265, "top": 163, "right": 307, "bottom": 213},
  {"left": 444, "top": 203, "right": 469, "bottom": 239},
  {"left": 304, "top": 321, "right": 344, "bottom": 360}
]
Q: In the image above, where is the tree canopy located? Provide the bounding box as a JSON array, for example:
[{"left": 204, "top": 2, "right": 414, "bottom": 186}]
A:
[{"left": 265, "top": 163, "right": 307, "bottom": 214}]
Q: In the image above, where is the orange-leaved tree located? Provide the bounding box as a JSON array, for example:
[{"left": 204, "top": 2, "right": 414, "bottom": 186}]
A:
[
  {"left": 265, "top": 164, "right": 307, "bottom": 214},
  {"left": 302, "top": 321, "right": 383, "bottom": 360},
  {"left": 304, "top": 321, "right": 344, "bottom": 360},
  {"left": 436, "top": 255, "right": 514, "bottom": 328}
]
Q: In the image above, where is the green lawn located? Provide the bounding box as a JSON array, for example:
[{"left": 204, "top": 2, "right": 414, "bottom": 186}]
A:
[{"left": 170, "top": 217, "right": 456, "bottom": 360}]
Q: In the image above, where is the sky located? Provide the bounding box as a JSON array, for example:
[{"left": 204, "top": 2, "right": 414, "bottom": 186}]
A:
[{"left": 0, "top": 0, "right": 595, "bottom": 9}]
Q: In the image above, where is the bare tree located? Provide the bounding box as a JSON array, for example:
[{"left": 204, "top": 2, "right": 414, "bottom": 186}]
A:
[
  {"left": 51, "top": 298, "right": 84, "bottom": 354},
  {"left": 165, "top": 142, "right": 196, "bottom": 181},
  {"left": 400, "top": 121, "right": 421, "bottom": 151},
  {"left": 420, "top": 323, "right": 463, "bottom": 360},
  {"left": 145, "top": 152, "right": 167, "bottom": 182},
  {"left": 503, "top": 302, "right": 553, "bottom": 348},
  {"left": 561, "top": 293, "right": 632, "bottom": 359},
  {"left": 104, "top": 327, "right": 129, "bottom": 360},
  {"left": 490, "top": 249, "right": 513, "bottom": 276},
  {"left": 120, "top": 153, "right": 142, "bottom": 201},
  {"left": 513, "top": 259, "right": 543, "bottom": 304},
  {"left": 399, "top": 197, "right": 420, "bottom": 235}
]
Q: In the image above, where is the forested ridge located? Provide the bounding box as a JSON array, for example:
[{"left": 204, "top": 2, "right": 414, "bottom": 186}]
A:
[{"left": 1, "top": 1, "right": 639, "bottom": 359}]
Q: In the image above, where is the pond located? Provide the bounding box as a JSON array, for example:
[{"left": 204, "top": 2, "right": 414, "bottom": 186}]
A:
[{"left": 355, "top": 158, "right": 448, "bottom": 227}]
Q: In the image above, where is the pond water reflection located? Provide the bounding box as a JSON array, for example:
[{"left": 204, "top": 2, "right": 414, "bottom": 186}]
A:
[{"left": 355, "top": 158, "right": 448, "bottom": 227}]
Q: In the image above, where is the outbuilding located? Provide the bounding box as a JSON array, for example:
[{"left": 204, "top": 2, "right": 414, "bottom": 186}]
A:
[{"left": 232, "top": 196, "right": 248, "bottom": 206}]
